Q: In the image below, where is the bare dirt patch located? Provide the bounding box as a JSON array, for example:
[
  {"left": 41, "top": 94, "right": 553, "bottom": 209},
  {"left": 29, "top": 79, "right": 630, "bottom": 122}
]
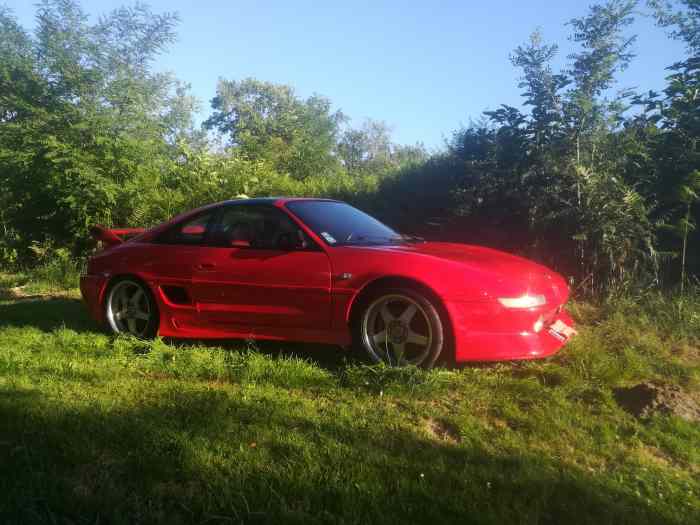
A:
[
  {"left": 0, "top": 285, "right": 77, "bottom": 301},
  {"left": 423, "top": 417, "right": 461, "bottom": 444},
  {"left": 613, "top": 382, "right": 700, "bottom": 422},
  {"left": 635, "top": 445, "right": 673, "bottom": 468},
  {"left": 672, "top": 343, "right": 700, "bottom": 365}
]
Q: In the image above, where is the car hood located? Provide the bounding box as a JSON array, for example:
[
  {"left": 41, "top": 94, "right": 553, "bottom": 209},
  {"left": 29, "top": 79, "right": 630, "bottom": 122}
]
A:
[
  {"left": 365, "top": 241, "right": 569, "bottom": 302},
  {"left": 390, "top": 241, "right": 548, "bottom": 271}
]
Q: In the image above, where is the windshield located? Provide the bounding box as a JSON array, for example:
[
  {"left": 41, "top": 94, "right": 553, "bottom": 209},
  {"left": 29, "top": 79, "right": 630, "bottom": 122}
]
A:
[{"left": 286, "top": 201, "right": 401, "bottom": 246}]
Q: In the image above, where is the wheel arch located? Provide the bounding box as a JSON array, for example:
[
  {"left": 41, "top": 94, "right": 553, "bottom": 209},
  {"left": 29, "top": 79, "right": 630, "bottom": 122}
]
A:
[
  {"left": 103, "top": 272, "right": 154, "bottom": 298},
  {"left": 346, "top": 275, "right": 455, "bottom": 350}
]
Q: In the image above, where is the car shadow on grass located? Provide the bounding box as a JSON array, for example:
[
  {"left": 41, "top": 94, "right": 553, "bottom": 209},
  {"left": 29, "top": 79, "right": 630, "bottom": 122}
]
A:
[
  {"left": 168, "top": 337, "right": 355, "bottom": 372},
  {"left": 0, "top": 297, "right": 100, "bottom": 334},
  {"left": 0, "top": 385, "right": 690, "bottom": 525},
  {"left": 246, "top": 339, "right": 357, "bottom": 372},
  {"left": 0, "top": 295, "right": 356, "bottom": 372},
  {"left": 0, "top": 296, "right": 557, "bottom": 377}
]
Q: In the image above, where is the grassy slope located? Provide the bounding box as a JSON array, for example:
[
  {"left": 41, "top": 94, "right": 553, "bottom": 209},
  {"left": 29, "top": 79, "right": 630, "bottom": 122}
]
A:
[{"left": 0, "top": 274, "right": 698, "bottom": 525}]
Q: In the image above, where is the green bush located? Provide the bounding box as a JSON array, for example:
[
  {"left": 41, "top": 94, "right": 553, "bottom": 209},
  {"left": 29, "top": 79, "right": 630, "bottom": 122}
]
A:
[{"left": 25, "top": 242, "right": 83, "bottom": 291}]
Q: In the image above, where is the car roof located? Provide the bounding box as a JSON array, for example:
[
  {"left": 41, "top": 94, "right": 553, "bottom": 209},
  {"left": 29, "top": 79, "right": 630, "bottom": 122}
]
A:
[
  {"left": 220, "top": 197, "right": 342, "bottom": 206},
  {"left": 162, "top": 197, "right": 343, "bottom": 229},
  {"left": 139, "top": 198, "right": 345, "bottom": 241}
]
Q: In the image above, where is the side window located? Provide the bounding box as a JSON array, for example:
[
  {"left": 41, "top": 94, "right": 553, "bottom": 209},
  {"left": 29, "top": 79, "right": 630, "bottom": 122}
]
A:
[
  {"left": 210, "top": 205, "right": 309, "bottom": 249},
  {"left": 158, "top": 212, "right": 214, "bottom": 245}
]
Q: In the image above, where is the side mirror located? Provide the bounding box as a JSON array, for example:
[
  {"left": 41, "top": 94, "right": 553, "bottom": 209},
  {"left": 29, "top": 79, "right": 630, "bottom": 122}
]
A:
[
  {"left": 229, "top": 239, "right": 251, "bottom": 248},
  {"left": 277, "top": 231, "right": 305, "bottom": 251},
  {"left": 182, "top": 224, "right": 206, "bottom": 235}
]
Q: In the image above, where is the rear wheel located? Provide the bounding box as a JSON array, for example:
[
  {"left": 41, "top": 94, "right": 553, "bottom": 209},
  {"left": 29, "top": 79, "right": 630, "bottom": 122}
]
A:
[
  {"left": 105, "top": 278, "right": 159, "bottom": 338},
  {"left": 356, "top": 288, "right": 445, "bottom": 368}
]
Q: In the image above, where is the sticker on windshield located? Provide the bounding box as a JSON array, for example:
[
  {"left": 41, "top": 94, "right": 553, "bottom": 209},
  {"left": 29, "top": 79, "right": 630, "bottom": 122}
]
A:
[{"left": 320, "top": 232, "right": 337, "bottom": 244}]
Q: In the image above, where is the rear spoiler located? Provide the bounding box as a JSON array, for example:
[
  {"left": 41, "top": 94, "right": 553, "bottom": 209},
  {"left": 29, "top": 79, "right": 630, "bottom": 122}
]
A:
[{"left": 90, "top": 225, "right": 146, "bottom": 247}]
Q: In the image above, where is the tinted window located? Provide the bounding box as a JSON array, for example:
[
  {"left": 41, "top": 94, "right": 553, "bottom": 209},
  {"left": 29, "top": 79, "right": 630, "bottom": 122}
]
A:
[
  {"left": 210, "top": 205, "right": 309, "bottom": 249},
  {"left": 158, "top": 212, "right": 214, "bottom": 245},
  {"left": 286, "top": 201, "right": 398, "bottom": 246}
]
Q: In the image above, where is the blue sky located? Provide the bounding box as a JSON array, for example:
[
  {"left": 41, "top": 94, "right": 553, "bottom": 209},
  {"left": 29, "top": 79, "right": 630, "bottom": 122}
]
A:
[{"left": 7, "top": 0, "right": 686, "bottom": 148}]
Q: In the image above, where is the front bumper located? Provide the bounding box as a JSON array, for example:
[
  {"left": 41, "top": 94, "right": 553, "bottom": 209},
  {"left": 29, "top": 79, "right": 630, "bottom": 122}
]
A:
[
  {"left": 446, "top": 300, "right": 576, "bottom": 362},
  {"left": 79, "top": 274, "right": 108, "bottom": 324}
]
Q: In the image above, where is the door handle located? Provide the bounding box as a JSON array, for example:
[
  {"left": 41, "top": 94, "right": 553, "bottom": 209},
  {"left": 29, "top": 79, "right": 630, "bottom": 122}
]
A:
[{"left": 195, "top": 263, "right": 217, "bottom": 271}]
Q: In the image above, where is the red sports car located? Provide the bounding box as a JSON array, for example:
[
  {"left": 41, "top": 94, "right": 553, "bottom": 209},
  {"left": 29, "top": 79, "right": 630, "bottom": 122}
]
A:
[{"left": 81, "top": 198, "right": 576, "bottom": 367}]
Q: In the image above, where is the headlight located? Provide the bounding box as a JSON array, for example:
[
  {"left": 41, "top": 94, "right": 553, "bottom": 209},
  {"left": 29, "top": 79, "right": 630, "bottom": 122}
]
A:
[{"left": 498, "top": 294, "right": 547, "bottom": 309}]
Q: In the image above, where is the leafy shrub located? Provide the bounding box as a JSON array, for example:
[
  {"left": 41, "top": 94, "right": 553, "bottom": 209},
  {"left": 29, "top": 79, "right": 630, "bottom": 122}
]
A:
[{"left": 25, "top": 241, "right": 83, "bottom": 291}]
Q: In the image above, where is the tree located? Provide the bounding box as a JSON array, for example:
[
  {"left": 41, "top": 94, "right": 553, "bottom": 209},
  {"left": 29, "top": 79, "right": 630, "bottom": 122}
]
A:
[
  {"left": 0, "top": 1, "right": 194, "bottom": 262},
  {"left": 565, "top": 0, "right": 637, "bottom": 166},
  {"left": 641, "top": 0, "right": 700, "bottom": 287},
  {"left": 445, "top": 2, "right": 661, "bottom": 291},
  {"left": 338, "top": 119, "right": 391, "bottom": 172},
  {"left": 337, "top": 119, "right": 426, "bottom": 174},
  {"left": 511, "top": 30, "right": 569, "bottom": 158},
  {"left": 205, "top": 78, "right": 345, "bottom": 180}
]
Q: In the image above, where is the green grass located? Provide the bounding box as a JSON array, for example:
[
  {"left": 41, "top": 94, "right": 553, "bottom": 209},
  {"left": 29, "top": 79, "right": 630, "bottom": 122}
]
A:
[{"left": 0, "top": 275, "right": 699, "bottom": 524}]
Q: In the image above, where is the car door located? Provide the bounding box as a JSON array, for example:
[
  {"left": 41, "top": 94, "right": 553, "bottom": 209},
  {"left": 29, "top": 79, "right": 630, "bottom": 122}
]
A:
[
  {"left": 140, "top": 210, "right": 217, "bottom": 304},
  {"left": 191, "top": 204, "right": 332, "bottom": 330}
]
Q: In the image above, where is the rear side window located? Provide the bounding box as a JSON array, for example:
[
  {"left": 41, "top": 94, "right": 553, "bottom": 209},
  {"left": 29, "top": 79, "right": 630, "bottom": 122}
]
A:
[
  {"left": 157, "top": 212, "right": 214, "bottom": 245},
  {"left": 209, "top": 205, "right": 307, "bottom": 249}
]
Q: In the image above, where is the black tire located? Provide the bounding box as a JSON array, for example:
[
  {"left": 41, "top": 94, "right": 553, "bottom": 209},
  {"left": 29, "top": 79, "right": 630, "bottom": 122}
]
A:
[
  {"left": 104, "top": 277, "right": 159, "bottom": 338},
  {"left": 353, "top": 287, "right": 445, "bottom": 368}
]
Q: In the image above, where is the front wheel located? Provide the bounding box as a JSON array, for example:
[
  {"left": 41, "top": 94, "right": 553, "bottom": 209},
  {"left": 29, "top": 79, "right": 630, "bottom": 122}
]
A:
[
  {"left": 357, "top": 288, "right": 445, "bottom": 368},
  {"left": 105, "top": 278, "right": 159, "bottom": 338}
]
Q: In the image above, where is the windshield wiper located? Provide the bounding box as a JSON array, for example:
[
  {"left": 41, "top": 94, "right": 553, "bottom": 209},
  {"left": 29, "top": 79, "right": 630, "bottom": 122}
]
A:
[
  {"left": 342, "top": 234, "right": 424, "bottom": 245},
  {"left": 400, "top": 234, "right": 425, "bottom": 243},
  {"left": 343, "top": 234, "right": 392, "bottom": 245}
]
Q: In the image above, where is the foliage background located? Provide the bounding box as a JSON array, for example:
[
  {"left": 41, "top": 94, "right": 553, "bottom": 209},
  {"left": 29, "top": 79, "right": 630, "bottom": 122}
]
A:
[{"left": 1, "top": 0, "right": 699, "bottom": 296}]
